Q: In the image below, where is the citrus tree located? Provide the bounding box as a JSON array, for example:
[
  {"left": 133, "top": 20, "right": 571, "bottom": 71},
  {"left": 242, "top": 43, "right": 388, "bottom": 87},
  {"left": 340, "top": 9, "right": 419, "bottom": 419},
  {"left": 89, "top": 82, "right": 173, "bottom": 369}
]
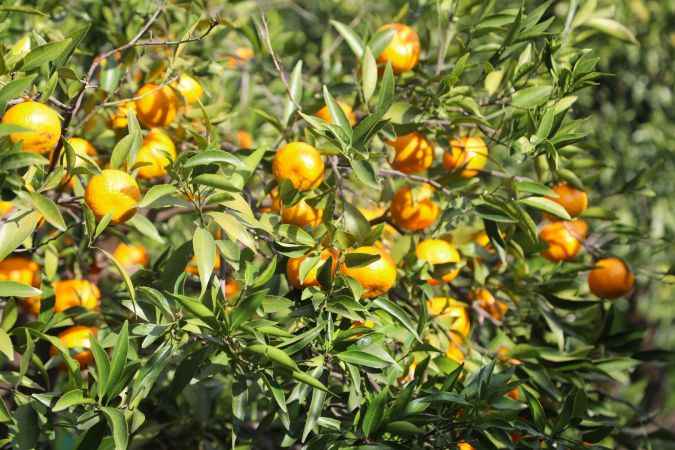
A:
[{"left": 0, "top": 1, "right": 673, "bottom": 449}]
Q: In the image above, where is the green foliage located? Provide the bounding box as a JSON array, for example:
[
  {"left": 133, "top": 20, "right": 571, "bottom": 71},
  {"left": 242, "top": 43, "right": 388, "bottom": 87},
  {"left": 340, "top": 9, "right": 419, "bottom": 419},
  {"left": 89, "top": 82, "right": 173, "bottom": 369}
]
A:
[{"left": 0, "top": 1, "right": 672, "bottom": 449}]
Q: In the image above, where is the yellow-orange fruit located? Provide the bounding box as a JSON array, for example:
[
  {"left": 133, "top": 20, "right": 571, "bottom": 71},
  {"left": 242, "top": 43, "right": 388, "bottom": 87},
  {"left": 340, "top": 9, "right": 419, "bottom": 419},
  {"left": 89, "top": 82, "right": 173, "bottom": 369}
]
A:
[
  {"left": 2, "top": 101, "right": 61, "bottom": 153},
  {"left": 539, "top": 221, "right": 585, "bottom": 262},
  {"left": 174, "top": 74, "right": 204, "bottom": 105},
  {"left": 85, "top": 169, "right": 141, "bottom": 224},
  {"left": 0, "top": 257, "right": 41, "bottom": 315},
  {"left": 416, "top": 239, "right": 461, "bottom": 284},
  {"left": 471, "top": 288, "right": 508, "bottom": 321},
  {"left": 377, "top": 23, "right": 420, "bottom": 74},
  {"left": 446, "top": 342, "right": 466, "bottom": 364},
  {"left": 388, "top": 132, "right": 434, "bottom": 174},
  {"left": 135, "top": 83, "right": 178, "bottom": 128},
  {"left": 236, "top": 130, "right": 253, "bottom": 149},
  {"left": 224, "top": 279, "right": 240, "bottom": 300},
  {"left": 272, "top": 142, "right": 324, "bottom": 191},
  {"left": 136, "top": 129, "right": 176, "bottom": 179},
  {"left": 443, "top": 136, "right": 489, "bottom": 178},
  {"left": 227, "top": 47, "right": 254, "bottom": 68},
  {"left": 588, "top": 257, "right": 635, "bottom": 299},
  {"left": 315, "top": 101, "right": 357, "bottom": 126},
  {"left": 51, "top": 326, "right": 97, "bottom": 368},
  {"left": 270, "top": 189, "right": 323, "bottom": 228},
  {"left": 113, "top": 243, "right": 149, "bottom": 270},
  {"left": 458, "top": 442, "right": 475, "bottom": 450},
  {"left": 0, "top": 201, "right": 14, "bottom": 217},
  {"left": 390, "top": 184, "right": 439, "bottom": 231},
  {"left": 111, "top": 101, "right": 137, "bottom": 129},
  {"left": 286, "top": 248, "right": 339, "bottom": 288},
  {"left": 427, "top": 297, "right": 471, "bottom": 338},
  {"left": 340, "top": 246, "right": 397, "bottom": 298},
  {"left": 50, "top": 280, "right": 100, "bottom": 312},
  {"left": 546, "top": 182, "right": 588, "bottom": 218}
]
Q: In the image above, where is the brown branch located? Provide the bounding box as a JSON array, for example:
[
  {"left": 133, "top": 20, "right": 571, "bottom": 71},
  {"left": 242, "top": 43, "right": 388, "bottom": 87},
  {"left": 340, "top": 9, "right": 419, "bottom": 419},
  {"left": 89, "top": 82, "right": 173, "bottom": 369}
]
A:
[
  {"left": 132, "top": 19, "right": 219, "bottom": 47},
  {"left": 377, "top": 168, "right": 454, "bottom": 196}
]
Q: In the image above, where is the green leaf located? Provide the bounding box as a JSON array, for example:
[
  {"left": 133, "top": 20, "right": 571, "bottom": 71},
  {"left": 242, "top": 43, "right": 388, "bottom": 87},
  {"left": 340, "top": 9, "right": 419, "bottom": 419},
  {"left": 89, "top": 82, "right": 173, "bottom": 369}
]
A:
[
  {"left": 322, "top": 85, "right": 352, "bottom": 135},
  {"left": 536, "top": 108, "right": 556, "bottom": 140},
  {"left": 343, "top": 201, "right": 371, "bottom": 243},
  {"left": 0, "top": 211, "right": 41, "bottom": 260},
  {"left": 373, "top": 298, "right": 421, "bottom": 342},
  {"left": 0, "top": 5, "right": 47, "bottom": 16},
  {"left": 21, "top": 38, "right": 72, "bottom": 71},
  {"left": 29, "top": 192, "right": 66, "bottom": 231},
  {"left": 515, "top": 180, "right": 557, "bottom": 197},
  {"left": 0, "top": 280, "right": 41, "bottom": 298},
  {"left": 0, "top": 75, "right": 37, "bottom": 111},
  {"left": 110, "top": 132, "right": 139, "bottom": 170},
  {"left": 376, "top": 63, "right": 395, "bottom": 115},
  {"left": 138, "top": 184, "right": 176, "bottom": 208},
  {"left": 330, "top": 20, "right": 365, "bottom": 57},
  {"left": 519, "top": 196, "right": 571, "bottom": 220},
  {"left": 368, "top": 27, "right": 396, "bottom": 57},
  {"left": 484, "top": 69, "right": 503, "bottom": 95},
  {"left": 586, "top": 18, "right": 638, "bottom": 45},
  {"left": 209, "top": 211, "right": 257, "bottom": 253},
  {"left": 166, "top": 293, "right": 216, "bottom": 325},
  {"left": 302, "top": 373, "right": 327, "bottom": 442},
  {"left": 362, "top": 390, "right": 387, "bottom": 438},
  {"left": 192, "top": 173, "right": 239, "bottom": 192},
  {"left": 193, "top": 227, "right": 216, "bottom": 296},
  {"left": 0, "top": 328, "right": 13, "bottom": 360},
  {"left": 282, "top": 60, "right": 303, "bottom": 126},
  {"left": 100, "top": 407, "right": 128, "bottom": 450},
  {"left": 344, "top": 252, "right": 379, "bottom": 268},
  {"left": 246, "top": 344, "right": 298, "bottom": 370},
  {"left": 106, "top": 321, "right": 129, "bottom": 399},
  {"left": 362, "top": 47, "right": 378, "bottom": 102},
  {"left": 127, "top": 214, "right": 164, "bottom": 243},
  {"left": 291, "top": 369, "right": 331, "bottom": 394},
  {"left": 90, "top": 335, "right": 110, "bottom": 401},
  {"left": 337, "top": 350, "right": 390, "bottom": 369},
  {"left": 96, "top": 247, "right": 136, "bottom": 303},
  {"left": 512, "top": 85, "right": 553, "bottom": 109},
  {"left": 350, "top": 159, "right": 379, "bottom": 189},
  {"left": 52, "top": 389, "right": 94, "bottom": 412},
  {"left": 183, "top": 150, "right": 244, "bottom": 169}
]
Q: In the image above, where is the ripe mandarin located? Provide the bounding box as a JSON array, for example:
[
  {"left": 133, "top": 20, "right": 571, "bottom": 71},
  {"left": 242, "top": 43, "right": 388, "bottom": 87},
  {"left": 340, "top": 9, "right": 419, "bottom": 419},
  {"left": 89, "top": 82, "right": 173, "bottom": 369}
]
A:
[
  {"left": 315, "top": 101, "right": 357, "bottom": 126},
  {"left": 388, "top": 132, "right": 434, "bottom": 174},
  {"left": 377, "top": 23, "right": 420, "bottom": 74},
  {"left": 416, "top": 239, "right": 461, "bottom": 284},
  {"left": 85, "top": 169, "right": 141, "bottom": 224},
  {"left": 390, "top": 183, "right": 439, "bottom": 231},
  {"left": 443, "top": 136, "right": 489, "bottom": 178},
  {"left": 272, "top": 142, "right": 324, "bottom": 191},
  {"left": 340, "top": 246, "right": 397, "bottom": 298},
  {"left": 135, "top": 83, "right": 178, "bottom": 128},
  {"left": 174, "top": 74, "right": 204, "bottom": 105},
  {"left": 546, "top": 182, "right": 588, "bottom": 218},
  {"left": 539, "top": 221, "right": 584, "bottom": 262},
  {"left": 286, "top": 248, "right": 339, "bottom": 288},
  {"left": 113, "top": 243, "right": 149, "bottom": 270},
  {"left": 588, "top": 257, "right": 635, "bottom": 299},
  {"left": 52, "top": 326, "right": 97, "bottom": 368},
  {"left": 136, "top": 129, "right": 176, "bottom": 179},
  {"left": 2, "top": 101, "right": 61, "bottom": 153}
]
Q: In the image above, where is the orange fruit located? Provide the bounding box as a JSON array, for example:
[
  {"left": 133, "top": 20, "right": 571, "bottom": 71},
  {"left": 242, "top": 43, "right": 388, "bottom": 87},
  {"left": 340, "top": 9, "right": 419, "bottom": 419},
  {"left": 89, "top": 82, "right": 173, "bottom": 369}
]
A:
[
  {"left": 315, "top": 101, "right": 357, "bottom": 126},
  {"left": 85, "top": 169, "right": 141, "bottom": 224},
  {"left": 2, "top": 101, "right": 61, "bottom": 153},
  {"left": 546, "top": 182, "right": 588, "bottom": 218},
  {"left": 588, "top": 257, "right": 635, "bottom": 299},
  {"left": 458, "top": 442, "right": 475, "bottom": 450},
  {"left": 174, "top": 74, "right": 203, "bottom": 105},
  {"left": 340, "top": 246, "right": 397, "bottom": 298},
  {"left": 388, "top": 132, "right": 434, "bottom": 174},
  {"left": 51, "top": 279, "right": 100, "bottom": 312},
  {"left": 0, "top": 201, "right": 14, "bottom": 217},
  {"left": 427, "top": 297, "right": 471, "bottom": 338},
  {"left": 473, "top": 230, "right": 492, "bottom": 249},
  {"left": 185, "top": 253, "right": 221, "bottom": 276},
  {"left": 376, "top": 23, "right": 420, "bottom": 74},
  {"left": 272, "top": 142, "right": 324, "bottom": 191},
  {"left": 471, "top": 288, "right": 508, "bottom": 321},
  {"left": 270, "top": 189, "right": 323, "bottom": 228},
  {"left": 443, "top": 136, "right": 489, "bottom": 178},
  {"left": 227, "top": 47, "right": 254, "bottom": 68},
  {"left": 446, "top": 342, "right": 465, "bottom": 364},
  {"left": 136, "top": 129, "right": 176, "bottom": 179},
  {"left": 135, "top": 83, "right": 178, "bottom": 128},
  {"left": 416, "top": 239, "right": 461, "bottom": 284},
  {"left": 236, "top": 130, "right": 253, "bottom": 149},
  {"left": 51, "top": 326, "right": 97, "bottom": 368},
  {"left": 224, "top": 278, "right": 240, "bottom": 300},
  {"left": 506, "top": 387, "right": 521, "bottom": 401},
  {"left": 539, "top": 221, "right": 584, "bottom": 262},
  {"left": 0, "top": 257, "right": 41, "bottom": 315},
  {"left": 390, "top": 183, "right": 439, "bottom": 231},
  {"left": 113, "top": 243, "right": 149, "bottom": 270},
  {"left": 286, "top": 248, "right": 339, "bottom": 288},
  {"left": 111, "top": 101, "right": 137, "bottom": 129}
]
